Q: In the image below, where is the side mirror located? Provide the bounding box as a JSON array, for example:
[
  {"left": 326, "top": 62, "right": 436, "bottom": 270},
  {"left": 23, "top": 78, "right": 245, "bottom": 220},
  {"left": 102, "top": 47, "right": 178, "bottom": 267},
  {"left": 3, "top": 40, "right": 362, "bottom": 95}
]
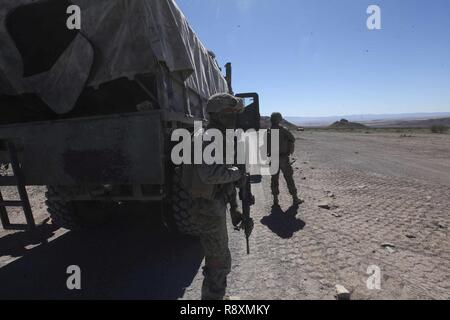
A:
[
  {"left": 235, "top": 93, "right": 262, "bottom": 182},
  {"left": 236, "top": 93, "right": 260, "bottom": 131}
]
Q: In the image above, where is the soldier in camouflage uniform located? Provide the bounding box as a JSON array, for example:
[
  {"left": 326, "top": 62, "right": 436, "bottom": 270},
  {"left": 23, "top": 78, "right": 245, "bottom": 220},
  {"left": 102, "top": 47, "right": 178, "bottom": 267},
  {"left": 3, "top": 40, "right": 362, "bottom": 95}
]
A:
[
  {"left": 270, "top": 112, "right": 302, "bottom": 207},
  {"left": 183, "top": 93, "right": 244, "bottom": 300}
]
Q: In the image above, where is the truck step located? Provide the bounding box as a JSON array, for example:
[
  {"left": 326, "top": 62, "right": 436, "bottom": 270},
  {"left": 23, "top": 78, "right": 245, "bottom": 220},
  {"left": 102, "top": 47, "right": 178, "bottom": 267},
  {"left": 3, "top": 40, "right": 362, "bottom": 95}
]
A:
[{"left": 0, "top": 141, "right": 35, "bottom": 230}]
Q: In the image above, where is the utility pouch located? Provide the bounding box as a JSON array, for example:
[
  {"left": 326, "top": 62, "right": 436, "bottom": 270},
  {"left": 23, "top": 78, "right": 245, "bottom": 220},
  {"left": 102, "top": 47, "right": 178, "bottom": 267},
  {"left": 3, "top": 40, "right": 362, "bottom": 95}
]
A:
[{"left": 182, "top": 164, "right": 216, "bottom": 200}]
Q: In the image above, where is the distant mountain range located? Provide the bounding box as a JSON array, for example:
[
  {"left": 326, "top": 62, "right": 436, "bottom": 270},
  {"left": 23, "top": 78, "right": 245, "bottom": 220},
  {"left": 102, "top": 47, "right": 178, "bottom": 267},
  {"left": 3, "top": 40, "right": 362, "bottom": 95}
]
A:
[
  {"left": 286, "top": 112, "right": 450, "bottom": 127},
  {"left": 383, "top": 117, "right": 450, "bottom": 128}
]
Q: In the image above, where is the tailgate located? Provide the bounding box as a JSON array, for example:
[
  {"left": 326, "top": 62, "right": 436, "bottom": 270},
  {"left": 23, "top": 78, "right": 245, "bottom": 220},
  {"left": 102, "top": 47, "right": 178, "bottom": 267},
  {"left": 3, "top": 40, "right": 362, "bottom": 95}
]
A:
[{"left": 0, "top": 111, "right": 165, "bottom": 186}]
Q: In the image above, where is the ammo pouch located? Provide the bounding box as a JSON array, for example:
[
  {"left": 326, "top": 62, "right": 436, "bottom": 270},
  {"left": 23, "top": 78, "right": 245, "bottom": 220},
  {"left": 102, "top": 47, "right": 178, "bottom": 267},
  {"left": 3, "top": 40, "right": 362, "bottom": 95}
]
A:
[{"left": 182, "top": 164, "right": 216, "bottom": 200}]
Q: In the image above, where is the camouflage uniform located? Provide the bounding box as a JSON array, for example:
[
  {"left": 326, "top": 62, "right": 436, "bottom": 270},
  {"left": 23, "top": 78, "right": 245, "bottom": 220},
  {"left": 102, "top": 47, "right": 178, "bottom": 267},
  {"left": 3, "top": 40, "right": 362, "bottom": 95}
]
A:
[
  {"left": 189, "top": 165, "right": 241, "bottom": 300},
  {"left": 183, "top": 93, "right": 244, "bottom": 300},
  {"left": 269, "top": 113, "right": 300, "bottom": 205}
]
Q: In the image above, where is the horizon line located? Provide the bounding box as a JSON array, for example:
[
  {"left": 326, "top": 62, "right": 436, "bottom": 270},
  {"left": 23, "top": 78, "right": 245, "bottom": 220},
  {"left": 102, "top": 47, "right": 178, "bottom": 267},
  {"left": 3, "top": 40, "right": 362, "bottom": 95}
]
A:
[{"left": 280, "top": 111, "right": 450, "bottom": 119}]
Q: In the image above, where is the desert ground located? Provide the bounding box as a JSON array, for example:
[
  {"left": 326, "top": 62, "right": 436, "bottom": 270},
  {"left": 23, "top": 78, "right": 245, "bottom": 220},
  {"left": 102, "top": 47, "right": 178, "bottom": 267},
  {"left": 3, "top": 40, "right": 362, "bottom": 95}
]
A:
[{"left": 0, "top": 131, "right": 449, "bottom": 299}]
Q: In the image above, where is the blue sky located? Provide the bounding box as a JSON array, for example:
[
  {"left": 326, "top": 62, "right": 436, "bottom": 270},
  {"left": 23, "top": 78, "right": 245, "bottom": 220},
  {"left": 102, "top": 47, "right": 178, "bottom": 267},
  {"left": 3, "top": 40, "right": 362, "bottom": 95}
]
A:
[{"left": 176, "top": 0, "right": 450, "bottom": 117}]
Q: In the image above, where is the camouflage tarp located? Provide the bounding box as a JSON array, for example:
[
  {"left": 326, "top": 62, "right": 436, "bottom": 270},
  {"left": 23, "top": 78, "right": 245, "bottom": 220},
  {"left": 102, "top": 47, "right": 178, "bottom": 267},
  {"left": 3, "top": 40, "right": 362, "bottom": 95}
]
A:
[{"left": 0, "top": 0, "right": 228, "bottom": 114}]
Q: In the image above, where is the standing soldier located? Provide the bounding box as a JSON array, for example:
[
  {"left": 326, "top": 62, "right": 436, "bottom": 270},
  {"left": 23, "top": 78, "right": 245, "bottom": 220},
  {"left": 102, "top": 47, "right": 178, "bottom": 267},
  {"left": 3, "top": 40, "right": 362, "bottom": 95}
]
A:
[
  {"left": 269, "top": 112, "right": 302, "bottom": 207},
  {"left": 183, "top": 93, "right": 244, "bottom": 300}
]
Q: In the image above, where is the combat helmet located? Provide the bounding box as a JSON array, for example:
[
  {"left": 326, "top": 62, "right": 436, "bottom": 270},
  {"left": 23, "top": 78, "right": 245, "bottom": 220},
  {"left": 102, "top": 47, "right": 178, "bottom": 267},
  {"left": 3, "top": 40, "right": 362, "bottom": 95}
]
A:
[
  {"left": 206, "top": 93, "right": 244, "bottom": 114},
  {"left": 271, "top": 112, "right": 283, "bottom": 124}
]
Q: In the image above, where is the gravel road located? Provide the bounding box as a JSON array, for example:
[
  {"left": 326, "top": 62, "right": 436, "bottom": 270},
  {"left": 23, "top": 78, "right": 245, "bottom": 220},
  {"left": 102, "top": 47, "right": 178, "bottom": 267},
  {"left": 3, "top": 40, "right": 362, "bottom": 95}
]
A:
[{"left": 0, "top": 131, "right": 449, "bottom": 299}]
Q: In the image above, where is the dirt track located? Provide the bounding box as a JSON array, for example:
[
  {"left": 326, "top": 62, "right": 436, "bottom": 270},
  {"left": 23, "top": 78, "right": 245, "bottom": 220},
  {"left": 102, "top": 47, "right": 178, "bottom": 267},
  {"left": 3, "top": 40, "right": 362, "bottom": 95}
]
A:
[{"left": 1, "top": 131, "right": 449, "bottom": 299}]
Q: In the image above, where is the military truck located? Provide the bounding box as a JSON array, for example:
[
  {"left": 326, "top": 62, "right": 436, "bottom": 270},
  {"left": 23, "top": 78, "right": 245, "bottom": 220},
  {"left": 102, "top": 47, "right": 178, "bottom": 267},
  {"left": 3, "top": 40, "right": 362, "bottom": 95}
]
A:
[{"left": 0, "top": 0, "right": 260, "bottom": 232}]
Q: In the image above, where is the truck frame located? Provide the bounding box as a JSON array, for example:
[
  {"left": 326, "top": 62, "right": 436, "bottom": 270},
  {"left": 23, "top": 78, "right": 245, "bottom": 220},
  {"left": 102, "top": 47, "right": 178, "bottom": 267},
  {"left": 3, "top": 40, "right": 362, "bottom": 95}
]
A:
[
  {"left": 0, "top": 0, "right": 260, "bottom": 232},
  {"left": 0, "top": 68, "right": 260, "bottom": 232}
]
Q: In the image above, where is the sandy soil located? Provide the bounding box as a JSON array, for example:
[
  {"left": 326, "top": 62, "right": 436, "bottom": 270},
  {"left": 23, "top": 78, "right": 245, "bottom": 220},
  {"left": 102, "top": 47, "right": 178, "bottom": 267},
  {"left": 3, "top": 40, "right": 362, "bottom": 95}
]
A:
[{"left": 0, "top": 131, "right": 449, "bottom": 299}]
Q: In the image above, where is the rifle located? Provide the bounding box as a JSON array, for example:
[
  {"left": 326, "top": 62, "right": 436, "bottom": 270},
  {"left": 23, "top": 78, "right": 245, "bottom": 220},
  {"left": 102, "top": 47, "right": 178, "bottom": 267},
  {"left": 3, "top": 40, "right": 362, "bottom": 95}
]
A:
[{"left": 238, "top": 171, "right": 255, "bottom": 255}]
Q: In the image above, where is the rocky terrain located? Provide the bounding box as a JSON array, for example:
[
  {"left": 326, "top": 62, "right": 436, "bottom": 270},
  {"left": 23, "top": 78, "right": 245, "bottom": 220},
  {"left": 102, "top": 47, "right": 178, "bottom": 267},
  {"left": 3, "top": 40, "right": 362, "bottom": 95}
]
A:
[{"left": 0, "top": 131, "right": 449, "bottom": 299}]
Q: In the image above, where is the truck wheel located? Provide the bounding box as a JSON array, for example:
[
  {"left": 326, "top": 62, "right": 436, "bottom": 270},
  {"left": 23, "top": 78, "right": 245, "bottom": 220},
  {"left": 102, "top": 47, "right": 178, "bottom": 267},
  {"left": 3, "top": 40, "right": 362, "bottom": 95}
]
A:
[
  {"left": 45, "top": 186, "right": 82, "bottom": 229},
  {"left": 45, "top": 186, "right": 111, "bottom": 230},
  {"left": 171, "top": 167, "right": 200, "bottom": 236}
]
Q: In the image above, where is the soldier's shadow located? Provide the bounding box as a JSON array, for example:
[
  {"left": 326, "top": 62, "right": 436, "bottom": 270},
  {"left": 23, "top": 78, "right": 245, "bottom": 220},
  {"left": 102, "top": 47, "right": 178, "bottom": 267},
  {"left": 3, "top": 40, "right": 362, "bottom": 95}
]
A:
[
  {"left": 260, "top": 205, "right": 305, "bottom": 239},
  {"left": 0, "top": 204, "right": 204, "bottom": 300}
]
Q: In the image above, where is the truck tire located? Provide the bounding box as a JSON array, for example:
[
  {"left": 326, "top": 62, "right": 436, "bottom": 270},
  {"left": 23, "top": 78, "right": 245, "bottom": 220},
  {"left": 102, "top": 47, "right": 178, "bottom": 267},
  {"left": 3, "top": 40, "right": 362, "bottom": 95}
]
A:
[
  {"left": 45, "top": 186, "right": 111, "bottom": 230},
  {"left": 171, "top": 167, "right": 200, "bottom": 236},
  {"left": 45, "top": 186, "right": 82, "bottom": 230}
]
